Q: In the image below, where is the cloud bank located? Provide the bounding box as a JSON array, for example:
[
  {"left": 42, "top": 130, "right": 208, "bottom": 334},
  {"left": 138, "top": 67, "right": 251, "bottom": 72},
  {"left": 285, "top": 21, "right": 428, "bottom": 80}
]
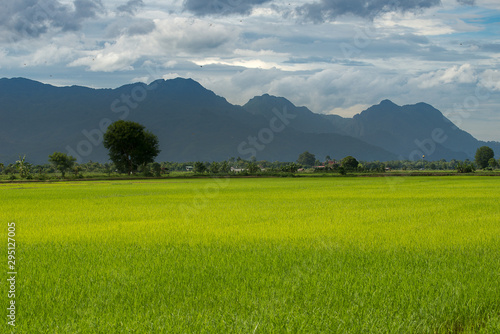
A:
[
  {"left": 116, "top": 0, "right": 144, "bottom": 15},
  {"left": 0, "top": 0, "right": 103, "bottom": 41},
  {"left": 182, "top": 0, "right": 272, "bottom": 16}
]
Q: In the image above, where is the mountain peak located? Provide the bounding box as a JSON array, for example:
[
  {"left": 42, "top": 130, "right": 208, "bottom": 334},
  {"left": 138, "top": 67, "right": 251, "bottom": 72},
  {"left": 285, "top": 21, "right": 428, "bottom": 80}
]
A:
[
  {"left": 0, "top": 77, "right": 51, "bottom": 88},
  {"left": 247, "top": 93, "right": 296, "bottom": 107},
  {"left": 0, "top": 77, "right": 494, "bottom": 163},
  {"left": 379, "top": 99, "right": 398, "bottom": 107}
]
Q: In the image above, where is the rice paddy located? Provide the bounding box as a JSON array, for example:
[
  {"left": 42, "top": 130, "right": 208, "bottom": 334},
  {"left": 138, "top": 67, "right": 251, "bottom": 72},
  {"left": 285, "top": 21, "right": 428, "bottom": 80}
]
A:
[{"left": 1, "top": 176, "right": 500, "bottom": 333}]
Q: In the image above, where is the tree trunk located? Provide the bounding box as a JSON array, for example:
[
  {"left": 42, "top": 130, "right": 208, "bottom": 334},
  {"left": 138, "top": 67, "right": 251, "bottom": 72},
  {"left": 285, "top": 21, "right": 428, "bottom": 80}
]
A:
[{"left": 128, "top": 157, "right": 133, "bottom": 175}]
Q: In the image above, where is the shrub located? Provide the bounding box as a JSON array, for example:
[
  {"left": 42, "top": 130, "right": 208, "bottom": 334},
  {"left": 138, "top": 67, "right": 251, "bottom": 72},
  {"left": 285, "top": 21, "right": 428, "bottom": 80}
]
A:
[
  {"left": 194, "top": 162, "right": 207, "bottom": 174},
  {"left": 456, "top": 162, "right": 475, "bottom": 173}
]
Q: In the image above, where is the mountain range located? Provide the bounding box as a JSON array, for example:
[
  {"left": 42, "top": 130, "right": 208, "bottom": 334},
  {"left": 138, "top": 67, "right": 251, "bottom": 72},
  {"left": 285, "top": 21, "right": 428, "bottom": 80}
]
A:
[{"left": 0, "top": 77, "right": 498, "bottom": 164}]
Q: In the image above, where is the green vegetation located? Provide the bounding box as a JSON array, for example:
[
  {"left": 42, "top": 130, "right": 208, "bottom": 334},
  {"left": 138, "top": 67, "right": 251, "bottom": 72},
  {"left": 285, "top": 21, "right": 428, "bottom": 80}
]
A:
[
  {"left": 14, "top": 156, "right": 32, "bottom": 179},
  {"left": 456, "top": 161, "right": 476, "bottom": 173},
  {"left": 48, "top": 152, "right": 76, "bottom": 178},
  {"left": 2, "top": 154, "right": 500, "bottom": 181},
  {"left": 1, "top": 177, "right": 500, "bottom": 332},
  {"left": 475, "top": 146, "right": 495, "bottom": 169},
  {"left": 341, "top": 155, "right": 359, "bottom": 170},
  {"left": 489, "top": 158, "right": 498, "bottom": 169},
  {"left": 297, "top": 151, "right": 316, "bottom": 166},
  {"left": 103, "top": 120, "right": 160, "bottom": 175}
]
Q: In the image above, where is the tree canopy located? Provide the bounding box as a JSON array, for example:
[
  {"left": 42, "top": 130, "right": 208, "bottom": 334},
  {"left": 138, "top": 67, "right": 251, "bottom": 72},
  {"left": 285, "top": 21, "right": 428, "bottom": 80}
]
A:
[
  {"left": 475, "top": 146, "right": 494, "bottom": 169},
  {"left": 48, "top": 152, "right": 76, "bottom": 177},
  {"left": 341, "top": 156, "right": 359, "bottom": 170},
  {"left": 297, "top": 151, "right": 316, "bottom": 167},
  {"left": 103, "top": 120, "right": 160, "bottom": 175}
]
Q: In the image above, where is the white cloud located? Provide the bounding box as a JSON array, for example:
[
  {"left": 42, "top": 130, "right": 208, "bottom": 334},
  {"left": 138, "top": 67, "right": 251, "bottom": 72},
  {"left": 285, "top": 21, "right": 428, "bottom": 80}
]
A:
[
  {"left": 130, "top": 75, "right": 149, "bottom": 83},
  {"left": 68, "top": 39, "right": 139, "bottom": 71},
  {"left": 413, "top": 64, "right": 477, "bottom": 89},
  {"left": 375, "top": 12, "right": 456, "bottom": 36},
  {"left": 152, "top": 18, "right": 237, "bottom": 53},
  {"left": 68, "top": 17, "right": 239, "bottom": 71},
  {"left": 480, "top": 69, "right": 500, "bottom": 91},
  {"left": 28, "top": 44, "right": 75, "bottom": 66},
  {"left": 162, "top": 72, "right": 182, "bottom": 80},
  {"left": 328, "top": 104, "right": 371, "bottom": 118}
]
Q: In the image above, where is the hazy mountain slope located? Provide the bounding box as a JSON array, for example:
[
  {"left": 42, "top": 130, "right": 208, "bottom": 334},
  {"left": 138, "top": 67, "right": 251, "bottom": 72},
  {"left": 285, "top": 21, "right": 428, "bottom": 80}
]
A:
[
  {"left": 0, "top": 77, "right": 397, "bottom": 164},
  {"left": 319, "top": 100, "right": 497, "bottom": 160},
  {"left": 347, "top": 100, "right": 469, "bottom": 160}
]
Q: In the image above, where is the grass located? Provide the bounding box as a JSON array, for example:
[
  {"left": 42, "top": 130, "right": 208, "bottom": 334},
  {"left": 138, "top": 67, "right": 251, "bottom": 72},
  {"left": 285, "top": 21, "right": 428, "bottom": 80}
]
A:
[{"left": 1, "top": 176, "right": 500, "bottom": 333}]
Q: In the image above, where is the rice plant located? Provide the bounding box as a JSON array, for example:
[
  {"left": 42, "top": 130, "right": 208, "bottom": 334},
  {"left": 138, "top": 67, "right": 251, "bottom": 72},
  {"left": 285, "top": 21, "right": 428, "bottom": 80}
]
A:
[{"left": 1, "top": 177, "right": 499, "bottom": 333}]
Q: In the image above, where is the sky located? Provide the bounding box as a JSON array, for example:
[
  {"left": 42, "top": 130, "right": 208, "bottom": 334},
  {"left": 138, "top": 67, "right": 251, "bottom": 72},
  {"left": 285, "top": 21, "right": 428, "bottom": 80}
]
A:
[{"left": 1, "top": 0, "right": 500, "bottom": 141}]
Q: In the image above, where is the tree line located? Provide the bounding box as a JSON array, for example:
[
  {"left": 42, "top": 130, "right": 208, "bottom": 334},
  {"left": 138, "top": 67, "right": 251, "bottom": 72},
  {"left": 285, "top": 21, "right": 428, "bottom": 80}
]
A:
[{"left": 1, "top": 121, "right": 498, "bottom": 179}]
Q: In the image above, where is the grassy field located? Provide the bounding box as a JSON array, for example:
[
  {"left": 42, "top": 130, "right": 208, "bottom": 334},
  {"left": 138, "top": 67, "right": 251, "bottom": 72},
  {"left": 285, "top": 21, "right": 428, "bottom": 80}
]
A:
[{"left": 1, "top": 176, "right": 500, "bottom": 333}]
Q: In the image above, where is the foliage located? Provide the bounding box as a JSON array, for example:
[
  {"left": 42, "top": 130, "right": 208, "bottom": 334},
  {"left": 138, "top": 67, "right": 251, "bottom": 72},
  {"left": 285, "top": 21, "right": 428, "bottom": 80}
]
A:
[
  {"left": 456, "top": 161, "right": 476, "bottom": 173},
  {"left": 194, "top": 161, "right": 207, "bottom": 174},
  {"left": 488, "top": 158, "right": 498, "bottom": 169},
  {"left": 475, "top": 146, "right": 494, "bottom": 169},
  {"left": 209, "top": 162, "right": 220, "bottom": 174},
  {"left": 297, "top": 151, "right": 316, "bottom": 166},
  {"left": 15, "top": 155, "right": 32, "bottom": 179},
  {"left": 281, "top": 162, "right": 301, "bottom": 173},
  {"left": 103, "top": 163, "right": 115, "bottom": 176},
  {"left": 247, "top": 162, "right": 260, "bottom": 174},
  {"left": 48, "top": 152, "right": 76, "bottom": 178},
  {"left": 103, "top": 120, "right": 160, "bottom": 175},
  {"left": 341, "top": 156, "right": 359, "bottom": 170},
  {"left": 219, "top": 161, "right": 230, "bottom": 174},
  {"left": 73, "top": 165, "right": 82, "bottom": 178},
  {"left": 4, "top": 156, "right": 500, "bottom": 180},
  {"left": 151, "top": 162, "right": 162, "bottom": 177}
]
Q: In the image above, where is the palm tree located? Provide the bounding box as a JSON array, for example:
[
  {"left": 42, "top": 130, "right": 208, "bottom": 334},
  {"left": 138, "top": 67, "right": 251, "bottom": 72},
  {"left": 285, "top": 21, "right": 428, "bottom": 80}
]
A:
[{"left": 15, "top": 155, "right": 31, "bottom": 178}]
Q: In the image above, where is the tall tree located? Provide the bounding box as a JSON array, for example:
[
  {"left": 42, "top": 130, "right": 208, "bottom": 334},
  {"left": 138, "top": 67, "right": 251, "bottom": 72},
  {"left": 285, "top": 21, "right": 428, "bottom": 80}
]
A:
[
  {"left": 488, "top": 158, "right": 498, "bottom": 169},
  {"left": 341, "top": 156, "right": 359, "bottom": 170},
  {"left": 103, "top": 120, "right": 160, "bottom": 175},
  {"left": 247, "top": 162, "right": 260, "bottom": 174},
  {"left": 48, "top": 152, "right": 76, "bottom": 178},
  {"left": 220, "top": 161, "right": 230, "bottom": 173},
  {"left": 194, "top": 161, "right": 207, "bottom": 173},
  {"left": 297, "top": 151, "right": 316, "bottom": 167},
  {"left": 475, "top": 146, "right": 494, "bottom": 169}
]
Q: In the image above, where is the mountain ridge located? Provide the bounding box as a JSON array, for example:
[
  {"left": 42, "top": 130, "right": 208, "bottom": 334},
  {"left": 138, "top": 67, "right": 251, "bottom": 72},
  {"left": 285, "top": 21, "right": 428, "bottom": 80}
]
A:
[{"left": 0, "top": 77, "right": 497, "bottom": 164}]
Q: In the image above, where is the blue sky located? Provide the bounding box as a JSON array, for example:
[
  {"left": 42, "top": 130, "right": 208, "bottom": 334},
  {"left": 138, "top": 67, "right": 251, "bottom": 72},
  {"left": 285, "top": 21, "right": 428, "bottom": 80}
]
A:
[{"left": 1, "top": 0, "right": 500, "bottom": 141}]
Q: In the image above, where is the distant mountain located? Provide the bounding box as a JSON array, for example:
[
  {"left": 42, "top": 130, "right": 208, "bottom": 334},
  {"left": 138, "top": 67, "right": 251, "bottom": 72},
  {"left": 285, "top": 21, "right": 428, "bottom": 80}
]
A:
[
  {"left": 346, "top": 100, "right": 487, "bottom": 161},
  {"left": 0, "top": 77, "right": 396, "bottom": 164},
  {"left": 245, "top": 95, "right": 499, "bottom": 161},
  {"left": 0, "top": 77, "right": 497, "bottom": 164}
]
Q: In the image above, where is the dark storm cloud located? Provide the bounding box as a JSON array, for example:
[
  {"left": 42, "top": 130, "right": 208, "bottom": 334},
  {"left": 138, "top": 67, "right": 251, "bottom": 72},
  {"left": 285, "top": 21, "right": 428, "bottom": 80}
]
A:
[
  {"left": 0, "top": 0, "right": 103, "bottom": 40},
  {"left": 182, "top": 0, "right": 272, "bottom": 16},
  {"left": 116, "top": 0, "right": 144, "bottom": 15},
  {"left": 296, "top": 0, "right": 441, "bottom": 22}
]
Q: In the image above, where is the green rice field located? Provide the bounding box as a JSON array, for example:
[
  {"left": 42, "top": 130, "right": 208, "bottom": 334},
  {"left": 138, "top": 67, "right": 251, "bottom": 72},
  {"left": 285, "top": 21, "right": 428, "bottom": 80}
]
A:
[{"left": 1, "top": 176, "right": 500, "bottom": 333}]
